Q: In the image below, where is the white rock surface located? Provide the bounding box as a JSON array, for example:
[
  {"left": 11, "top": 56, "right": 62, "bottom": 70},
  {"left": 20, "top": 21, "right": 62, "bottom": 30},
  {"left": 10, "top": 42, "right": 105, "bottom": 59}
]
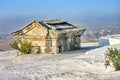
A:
[
  {"left": 0, "top": 44, "right": 120, "bottom": 80},
  {"left": 99, "top": 34, "right": 120, "bottom": 46}
]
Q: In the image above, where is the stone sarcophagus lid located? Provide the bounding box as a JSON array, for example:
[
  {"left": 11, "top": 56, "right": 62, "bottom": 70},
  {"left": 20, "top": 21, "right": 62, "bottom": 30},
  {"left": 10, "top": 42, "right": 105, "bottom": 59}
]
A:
[{"left": 11, "top": 19, "right": 86, "bottom": 54}]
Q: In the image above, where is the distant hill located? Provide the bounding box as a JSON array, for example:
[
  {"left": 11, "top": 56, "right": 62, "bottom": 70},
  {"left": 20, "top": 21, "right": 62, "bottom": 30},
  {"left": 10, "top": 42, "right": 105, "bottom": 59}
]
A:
[
  {"left": 0, "top": 38, "right": 14, "bottom": 51},
  {"left": 0, "top": 34, "right": 13, "bottom": 39},
  {"left": 0, "top": 16, "right": 120, "bottom": 34}
]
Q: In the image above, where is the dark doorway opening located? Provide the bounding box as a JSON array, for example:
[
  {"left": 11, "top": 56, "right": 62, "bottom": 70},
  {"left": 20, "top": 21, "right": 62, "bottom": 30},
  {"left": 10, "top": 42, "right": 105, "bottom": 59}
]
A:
[{"left": 58, "top": 46, "right": 62, "bottom": 53}]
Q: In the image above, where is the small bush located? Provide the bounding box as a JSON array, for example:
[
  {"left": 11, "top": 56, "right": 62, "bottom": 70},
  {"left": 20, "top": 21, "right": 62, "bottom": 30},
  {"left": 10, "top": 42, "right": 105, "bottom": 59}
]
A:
[
  {"left": 105, "top": 48, "right": 120, "bottom": 70},
  {"left": 19, "top": 40, "right": 32, "bottom": 54},
  {"left": 36, "top": 46, "right": 41, "bottom": 54},
  {"left": 11, "top": 40, "right": 19, "bottom": 50},
  {"left": 11, "top": 38, "right": 32, "bottom": 54}
]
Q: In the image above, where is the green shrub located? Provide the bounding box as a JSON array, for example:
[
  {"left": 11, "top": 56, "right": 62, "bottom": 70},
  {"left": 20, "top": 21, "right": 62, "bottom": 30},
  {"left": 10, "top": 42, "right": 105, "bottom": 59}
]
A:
[
  {"left": 19, "top": 40, "right": 32, "bottom": 54},
  {"left": 105, "top": 48, "right": 120, "bottom": 70},
  {"left": 36, "top": 46, "right": 41, "bottom": 54},
  {"left": 11, "top": 38, "right": 32, "bottom": 54},
  {"left": 11, "top": 40, "right": 19, "bottom": 50}
]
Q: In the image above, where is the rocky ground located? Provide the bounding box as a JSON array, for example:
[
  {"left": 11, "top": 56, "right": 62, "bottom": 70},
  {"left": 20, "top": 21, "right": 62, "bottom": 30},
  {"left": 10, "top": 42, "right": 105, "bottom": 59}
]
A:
[{"left": 0, "top": 43, "right": 120, "bottom": 80}]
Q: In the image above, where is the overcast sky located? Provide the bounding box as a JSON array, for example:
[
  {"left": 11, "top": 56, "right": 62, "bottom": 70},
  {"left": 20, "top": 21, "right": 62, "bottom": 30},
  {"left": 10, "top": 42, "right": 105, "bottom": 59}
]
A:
[{"left": 0, "top": 0, "right": 120, "bottom": 33}]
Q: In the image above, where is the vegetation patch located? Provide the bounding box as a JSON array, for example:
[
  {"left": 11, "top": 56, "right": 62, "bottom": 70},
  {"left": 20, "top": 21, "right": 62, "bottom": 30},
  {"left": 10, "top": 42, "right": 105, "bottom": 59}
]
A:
[
  {"left": 105, "top": 48, "right": 120, "bottom": 70},
  {"left": 35, "top": 46, "right": 41, "bottom": 54},
  {"left": 11, "top": 38, "right": 32, "bottom": 54}
]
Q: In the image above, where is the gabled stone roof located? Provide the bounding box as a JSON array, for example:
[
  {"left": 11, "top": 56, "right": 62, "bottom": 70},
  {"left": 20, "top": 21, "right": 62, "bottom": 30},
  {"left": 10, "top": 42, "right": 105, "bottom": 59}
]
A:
[
  {"left": 38, "top": 19, "right": 76, "bottom": 30},
  {"left": 11, "top": 21, "right": 35, "bottom": 36},
  {"left": 11, "top": 19, "right": 86, "bottom": 36}
]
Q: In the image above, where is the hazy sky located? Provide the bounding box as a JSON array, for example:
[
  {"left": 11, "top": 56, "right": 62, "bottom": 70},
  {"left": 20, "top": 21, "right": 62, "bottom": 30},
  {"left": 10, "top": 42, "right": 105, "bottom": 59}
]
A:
[{"left": 0, "top": 0, "right": 120, "bottom": 33}]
